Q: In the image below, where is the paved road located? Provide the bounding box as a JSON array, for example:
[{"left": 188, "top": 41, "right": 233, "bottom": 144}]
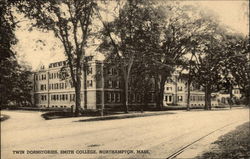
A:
[{"left": 1, "top": 108, "right": 249, "bottom": 159}]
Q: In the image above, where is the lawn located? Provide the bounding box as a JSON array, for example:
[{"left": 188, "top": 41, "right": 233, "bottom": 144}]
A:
[{"left": 196, "top": 122, "right": 250, "bottom": 159}]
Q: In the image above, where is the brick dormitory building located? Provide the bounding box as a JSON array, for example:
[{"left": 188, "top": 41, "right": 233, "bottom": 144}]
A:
[
  {"left": 33, "top": 56, "right": 242, "bottom": 110},
  {"left": 33, "top": 56, "right": 156, "bottom": 110}
]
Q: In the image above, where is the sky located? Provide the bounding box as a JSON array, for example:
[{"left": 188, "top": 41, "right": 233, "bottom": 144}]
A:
[{"left": 14, "top": 0, "right": 249, "bottom": 70}]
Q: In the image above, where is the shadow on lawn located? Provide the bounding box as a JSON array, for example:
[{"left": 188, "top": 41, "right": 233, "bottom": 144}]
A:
[{"left": 195, "top": 121, "right": 250, "bottom": 159}]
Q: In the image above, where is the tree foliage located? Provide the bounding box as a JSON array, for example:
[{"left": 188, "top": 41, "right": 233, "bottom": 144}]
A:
[{"left": 19, "top": 0, "right": 99, "bottom": 115}]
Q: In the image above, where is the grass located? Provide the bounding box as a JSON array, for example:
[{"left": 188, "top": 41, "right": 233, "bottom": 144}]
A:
[
  {"left": 76, "top": 111, "right": 175, "bottom": 122},
  {"left": 41, "top": 110, "right": 175, "bottom": 121},
  {"left": 196, "top": 122, "right": 250, "bottom": 159}
]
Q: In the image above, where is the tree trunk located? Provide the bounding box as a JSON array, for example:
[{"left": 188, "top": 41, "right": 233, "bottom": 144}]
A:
[
  {"left": 229, "top": 84, "right": 233, "bottom": 109},
  {"left": 143, "top": 91, "right": 148, "bottom": 110},
  {"left": 75, "top": 80, "right": 81, "bottom": 117},
  {"left": 174, "top": 75, "right": 178, "bottom": 105},
  {"left": 123, "top": 74, "right": 129, "bottom": 113},
  {"left": 245, "top": 86, "right": 250, "bottom": 106},
  {"left": 122, "top": 58, "right": 134, "bottom": 113},
  {"left": 158, "top": 77, "right": 167, "bottom": 110},
  {"left": 154, "top": 76, "right": 160, "bottom": 109},
  {"left": 187, "top": 54, "right": 193, "bottom": 111},
  {"left": 205, "top": 83, "right": 212, "bottom": 110},
  {"left": 204, "top": 84, "right": 208, "bottom": 110},
  {"left": 83, "top": 64, "right": 87, "bottom": 109},
  {"left": 187, "top": 79, "right": 191, "bottom": 111},
  {"left": 208, "top": 91, "right": 212, "bottom": 110}
]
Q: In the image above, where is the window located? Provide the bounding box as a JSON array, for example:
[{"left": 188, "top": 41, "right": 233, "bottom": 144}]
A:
[
  {"left": 111, "top": 92, "right": 115, "bottom": 102},
  {"left": 137, "top": 94, "right": 141, "bottom": 102},
  {"left": 132, "top": 93, "right": 136, "bottom": 102},
  {"left": 41, "top": 95, "right": 47, "bottom": 101},
  {"left": 169, "top": 96, "right": 172, "bottom": 102},
  {"left": 149, "top": 93, "right": 154, "bottom": 102},
  {"left": 178, "top": 96, "right": 183, "bottom": 102},
  {"left": 107, "top": 92, "right": 111, "bottom": 102},
  {"left": 113, "top": 68, "right": 118, "bottom": 75},
  {"left": 70, "top": 94, "right": 75, "bottom": 101},
  {"left": 70, "top": 81, "right": 74, "bottom": 88},
  {"left": 116, "top": 93, "right": 121, "bottom": 102},
  {"left": 113, "top": 80, "right": 120, "bottom": 88},
  {"left": 87, "top": 67, "right": 93, "bottom": 75},
  {"left": 40, "top": 84, "right": 46, "bottom": 91},
  {"left": 87, "top": 80, "right": 93, "bottom": 88},
  {"left": 178, "top": 86, "right": 183, "bottom": 91},
  {"left": 42, "top": 74, "right": 46, "bottom": 80},
  {"left": 166, "top": 87, "right": 172, "bottom": 91},
  {"left": 165, "top": 96, "right": 168, "bottom": 101},
  {"left": 108, "top": 80, "right": 112, "bottom": 88}
]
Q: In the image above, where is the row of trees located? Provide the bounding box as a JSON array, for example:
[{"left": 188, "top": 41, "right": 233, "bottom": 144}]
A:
[
  {"left": 98, "top": 1, "right": 249, "bottom": 111},
  {"left": 1, "top": 0, "right": 249, "bottom": 114}
]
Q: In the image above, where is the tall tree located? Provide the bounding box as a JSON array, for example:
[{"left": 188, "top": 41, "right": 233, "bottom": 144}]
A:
[
  {"left": 19, "top": 0, "right": 98, "bottom": 116},
  {"left": 192, "top": 30, "right": 227, "bottom": 110},
  {"left": 0, "top": 0, "right": 19, "bottom": 106},
  {"left": 152, "top": 3, "right": 202, "bottom": 109},
  {"left": 98, "top": 0, "right": 163, "bottom": 112},
  {"left": 224, "top": 34, "right": 250, "bottom": 106}
]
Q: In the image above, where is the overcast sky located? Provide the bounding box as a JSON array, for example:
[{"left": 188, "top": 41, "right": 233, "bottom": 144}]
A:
[{"left": 14, "top": 0, "right": 249, "bottom": 70}]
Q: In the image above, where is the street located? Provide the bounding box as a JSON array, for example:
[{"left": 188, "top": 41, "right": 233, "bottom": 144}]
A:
[{"left": 1, "top": 108, "right": 249, "bottom": 159}]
